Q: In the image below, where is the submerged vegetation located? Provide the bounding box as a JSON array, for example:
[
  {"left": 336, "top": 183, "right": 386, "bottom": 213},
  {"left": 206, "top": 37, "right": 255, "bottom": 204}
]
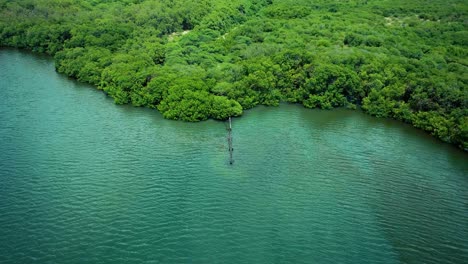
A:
[{"left": 0, "top": 0, "right": 466, "bottom": 149}]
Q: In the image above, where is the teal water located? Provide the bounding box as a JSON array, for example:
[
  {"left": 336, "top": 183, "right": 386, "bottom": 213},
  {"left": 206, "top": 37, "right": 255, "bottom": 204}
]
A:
[{"left": 0, "top": 49, "right": 467, "bottom": 263}]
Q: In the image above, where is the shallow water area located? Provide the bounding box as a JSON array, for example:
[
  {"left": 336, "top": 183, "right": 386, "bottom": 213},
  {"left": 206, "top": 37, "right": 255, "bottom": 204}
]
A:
[{"left": 0, "top": 49, "right": 467, "bottom": 264}]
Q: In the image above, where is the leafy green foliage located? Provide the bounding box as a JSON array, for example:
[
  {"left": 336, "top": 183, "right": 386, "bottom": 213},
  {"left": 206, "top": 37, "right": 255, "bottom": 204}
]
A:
[{"left": 0, "top": 0, "right": 466, "bottom": 149}]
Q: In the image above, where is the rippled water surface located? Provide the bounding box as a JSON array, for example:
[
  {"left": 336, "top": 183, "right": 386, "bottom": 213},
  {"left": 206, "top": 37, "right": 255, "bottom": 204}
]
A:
[{"left": 0, "top": 49, "right": 467, "bottom": 263}]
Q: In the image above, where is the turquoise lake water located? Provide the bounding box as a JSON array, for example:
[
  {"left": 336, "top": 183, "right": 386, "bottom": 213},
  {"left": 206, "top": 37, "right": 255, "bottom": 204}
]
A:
[{"left": 0, "top": 49, "right": 467, "bottom": 263}]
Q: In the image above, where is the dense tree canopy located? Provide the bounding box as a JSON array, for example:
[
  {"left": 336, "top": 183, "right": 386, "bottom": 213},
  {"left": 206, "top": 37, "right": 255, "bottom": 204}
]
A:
[{"left": 0, "top": 0, "right": 466, "bottom": 149}]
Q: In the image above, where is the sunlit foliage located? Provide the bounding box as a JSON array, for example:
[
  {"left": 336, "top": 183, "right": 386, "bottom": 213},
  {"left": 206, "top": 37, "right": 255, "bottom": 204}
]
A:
[{"left": 0, "top": 0, "right": 466, "bottom": 149}]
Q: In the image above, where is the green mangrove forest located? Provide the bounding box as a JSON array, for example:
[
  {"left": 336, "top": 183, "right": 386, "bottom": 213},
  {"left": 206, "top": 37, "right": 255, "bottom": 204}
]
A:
[{"left": 0, "top": 0, "right": 466, "bottom": 149}]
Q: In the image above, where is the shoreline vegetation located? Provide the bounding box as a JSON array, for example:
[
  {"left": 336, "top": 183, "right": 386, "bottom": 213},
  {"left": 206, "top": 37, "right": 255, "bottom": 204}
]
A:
[{"left": 0, "top": 0, "right": 466, "bottom": 150}]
